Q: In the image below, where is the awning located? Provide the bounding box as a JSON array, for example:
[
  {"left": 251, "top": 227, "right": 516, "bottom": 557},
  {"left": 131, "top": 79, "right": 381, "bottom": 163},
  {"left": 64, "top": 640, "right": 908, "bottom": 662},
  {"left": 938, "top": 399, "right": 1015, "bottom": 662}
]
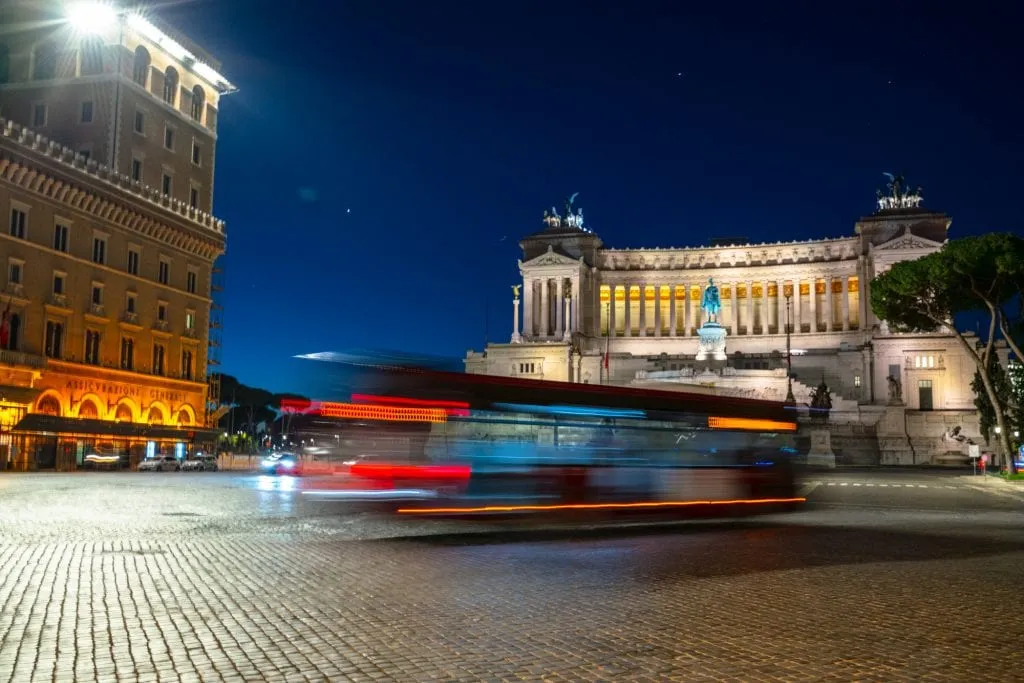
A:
[
  {"left": 12, "top": 413, "right": 220, "bottom": 441},
  {"left": 0, "top": 385, "right": 41, "bottom": 405}
]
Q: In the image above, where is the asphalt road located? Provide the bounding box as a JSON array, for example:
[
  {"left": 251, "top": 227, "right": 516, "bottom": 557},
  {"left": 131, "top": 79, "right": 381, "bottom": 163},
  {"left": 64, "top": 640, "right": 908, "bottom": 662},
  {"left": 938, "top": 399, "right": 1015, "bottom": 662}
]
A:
[{"left": 0, "top": 468, "right": 1022, "bottom": 682}]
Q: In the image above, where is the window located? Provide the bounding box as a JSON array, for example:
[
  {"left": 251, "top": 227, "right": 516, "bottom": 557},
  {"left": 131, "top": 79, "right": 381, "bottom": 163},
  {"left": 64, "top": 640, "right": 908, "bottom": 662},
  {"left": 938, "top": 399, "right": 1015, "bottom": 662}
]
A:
[
  {"left": 32, "top": 103, "right": 46, "bottom": 127},
  {"left": 80, "top": 38, "right": 103, "bottom": 75},
  {"left": 189, "top": 186, "right": 199, "bottom": 209},
  {"left": 8, "top": 261, "right": 21, "bottom": 285},
  {"left": 84, "top": 330, "right": 101, "bottom": 365},
  {"left": 125, "top": 292, "right": 137, "bottom": 314},
  {"left": 158, "top": 260, "right": 169, "bottom": 285},
  {"left": 92, "top": 236, "right": 106, "bottom": 264},
  {"left": 918, "top": 379, "right": 934, "bottom": 411},
  {"left": 914, "top": 355, "right": 937, "bottom": 369},
  {"left": 80, "top": 100, "right": 94, "bottom": 123},
  {"left": 161, "top": 173, "right": 172, "bottom": 196},
  {"left": 163, "top": 66, "right": 179, "bottom": 105},
  {"left": 518, "top": 362, "right": 537, "bottom": 374},
  {"left": 185, "top": 310, "right": 195, "bottom": 330},
  {"left": 131, "top": 157, "right": 142, "bottom": 182},
  {"left": 191, "top": 140, "right": 201, "bottom": 165},
  {"left": 32, "top": 44, "right": 57, "bottom": 80},
  {"left": 53, "top": 222, "right": 69, "bottom": 252},
  {"left": 9, "top": 208, "right": 26, "bottom": 238},
  {"left": 854, "top": 374, "right": 862, "bottom": 388},
  {"left": 182, "top": 349, "right": 194, "bottom": 380},
  {"left": 120, "top": 337, "right": 135, "bottom": 370},
  {"left": 186, "top": 269, "right": 197, "bottom": 294},
  {"left": 132, "top": 45, "right": 150, "bottom": 87},
  {"left": 134, "top": 109, "right": 145, "bottom": 134},
  {"left": 78, "top": 147, "right": 91, "bottom": 162},
  {"left": 91, "top": 284, "right": 103, "bottom": 306},
  {"left": 164, "top": 126, "right": 174, "bottom": 151},
  {"left": 157, "top": 302, "right": 167, "bottom": 322},
  {"left": 152, "top": 343, "right": 165, "bottom": 375},
  {"left": 191, "top": 85, "right": 205, "bottom": 121},
  {"left": 52, "top": 272, "right": 64, "bottom": 295},
  {"left": 7, "top": 313, "right": 21, "bottom": 351},
  {"left": 44, "top": 320, "right": 64, "bottom": 359},
  {"left": 127, "top": 248, "right": 139, "bottom": 275}
]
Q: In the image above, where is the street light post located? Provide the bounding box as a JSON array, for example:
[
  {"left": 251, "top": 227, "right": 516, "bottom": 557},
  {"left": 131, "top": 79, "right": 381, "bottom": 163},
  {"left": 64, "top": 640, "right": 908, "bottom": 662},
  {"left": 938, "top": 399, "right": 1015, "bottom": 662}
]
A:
[{"left": 784, "top": 292, "right": 795, "bottom": 406}]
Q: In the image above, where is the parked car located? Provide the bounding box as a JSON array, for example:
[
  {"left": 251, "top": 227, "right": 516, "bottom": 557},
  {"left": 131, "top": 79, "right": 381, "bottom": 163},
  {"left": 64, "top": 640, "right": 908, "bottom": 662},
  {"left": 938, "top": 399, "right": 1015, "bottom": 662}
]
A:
[
  {"left": 181, "top": 455, "right": 219, "bottom": 472},
  {"left": 138, "top": 455, "right": 180, "bottom": 472}
]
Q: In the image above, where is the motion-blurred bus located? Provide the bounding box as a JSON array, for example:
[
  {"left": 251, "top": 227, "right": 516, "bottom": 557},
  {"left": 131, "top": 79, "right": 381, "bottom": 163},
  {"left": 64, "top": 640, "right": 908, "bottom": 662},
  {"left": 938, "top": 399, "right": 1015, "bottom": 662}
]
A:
[{"left": 283, "top": 353, "right": 806, "bottom": 518}]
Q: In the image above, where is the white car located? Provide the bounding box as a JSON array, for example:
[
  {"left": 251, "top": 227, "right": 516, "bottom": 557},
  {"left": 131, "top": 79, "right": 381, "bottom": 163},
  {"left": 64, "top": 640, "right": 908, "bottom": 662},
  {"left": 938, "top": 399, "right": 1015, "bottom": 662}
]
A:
[{"left": 138, "top": 455, "right": 180, "bottom": 472}]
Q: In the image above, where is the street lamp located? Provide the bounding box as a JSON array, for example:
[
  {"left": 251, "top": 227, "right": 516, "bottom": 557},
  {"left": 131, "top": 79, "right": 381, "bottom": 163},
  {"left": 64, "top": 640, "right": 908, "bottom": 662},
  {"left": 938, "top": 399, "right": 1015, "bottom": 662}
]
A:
[{"left": 784, "top": 290, "right": 795, "bottom": 405}]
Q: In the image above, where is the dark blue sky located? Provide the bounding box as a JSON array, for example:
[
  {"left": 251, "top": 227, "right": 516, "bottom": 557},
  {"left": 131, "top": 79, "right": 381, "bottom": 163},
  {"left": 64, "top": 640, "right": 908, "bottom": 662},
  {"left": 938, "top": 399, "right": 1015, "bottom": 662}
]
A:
[{"left": 165, "top": 0, "right": 1023, "bottom": 392}]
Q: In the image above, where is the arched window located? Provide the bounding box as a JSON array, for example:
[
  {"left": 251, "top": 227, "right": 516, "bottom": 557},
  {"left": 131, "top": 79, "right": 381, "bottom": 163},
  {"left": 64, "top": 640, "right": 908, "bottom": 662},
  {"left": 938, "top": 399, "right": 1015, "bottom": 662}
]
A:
[
  {"left": 78, "top": 400, "right": 100, "bottom": 420},
  {"left": 115, "top": 403, "right": 133, "bottom": 422},
  {"left": 190, "top": 84, "right": 205, "bottom": 122},
  {"left": 177, "top": 408, "right": 192, "bottom": 426},
  {"left": 32, "top": 43, "right": 57, "bottom": 80},
  {"left": 36, "top": 395, "right": 61, "bottom": 416},
  {"left": 132, "top": 45, "right": 150, "bottom": 87},
  {"left": 148, "top": 406, "right": 164, "bottom": 425},
  {"left": 8, "top": 313, "right": 20, "bottom": 351},
  {"left": 80, "top": 38, "right": 104, "bottom": 76},
  {"left": 162, "top": 66, "right": 178, "bottom": 106}
]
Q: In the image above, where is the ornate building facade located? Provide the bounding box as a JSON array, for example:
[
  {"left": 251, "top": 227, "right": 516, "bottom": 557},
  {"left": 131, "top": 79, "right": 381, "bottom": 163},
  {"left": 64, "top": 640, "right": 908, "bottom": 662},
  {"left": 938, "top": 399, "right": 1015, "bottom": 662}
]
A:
[
  {"left": 0, "top": 2, "right": 233, "bottom": 469},
  {"left": 466, "top": 180, "right": 994, "bottom": 465}
]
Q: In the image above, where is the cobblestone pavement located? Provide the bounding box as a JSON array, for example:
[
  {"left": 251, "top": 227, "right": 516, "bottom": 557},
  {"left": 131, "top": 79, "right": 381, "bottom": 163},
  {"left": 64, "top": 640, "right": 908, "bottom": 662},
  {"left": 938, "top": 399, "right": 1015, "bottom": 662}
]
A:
[{"left": 1, "top": 471, "right": 1023, "bottom": 682}]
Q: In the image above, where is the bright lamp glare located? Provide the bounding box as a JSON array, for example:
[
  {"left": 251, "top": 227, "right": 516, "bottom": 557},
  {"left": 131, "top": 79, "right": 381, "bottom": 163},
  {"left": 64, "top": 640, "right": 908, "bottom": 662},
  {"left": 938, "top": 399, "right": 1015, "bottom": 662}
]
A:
[{"left": 66, "top": 2, "right": 118, "bottom": 34}]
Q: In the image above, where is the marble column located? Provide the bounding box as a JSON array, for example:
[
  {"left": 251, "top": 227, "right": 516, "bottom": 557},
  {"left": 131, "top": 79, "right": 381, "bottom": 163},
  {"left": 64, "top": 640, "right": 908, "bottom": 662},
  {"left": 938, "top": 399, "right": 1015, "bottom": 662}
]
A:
[
  {"left": 638, "top": 285, "right": 647, "bottom": 337},
  {"left": 563, "top": 293, "right": 571, "bottom": 341},
  {"left": 841, "top": 275, "right": 851, "bottom": 331},
  {"left": 762, "top": 280, "right": 771, "bottom": 335},
  {"left": 826, "top": 275, "right": 836, "bottom": 332},
  {"left": 541, "top": 278, "right": 550, "bottom": 337},
  {"left": 793, "top": 279, "right": 802, "bottom": 333},
  {"left": 684, "top": 286, "right": 692, "bottom": 335},
  {"left": 776, "top": 281, "right": 786, "bottom": 335},
  {"left": 523, "top": 278, "right": 534, "bottom": 339},
  {"left": 654, "top": 286, "right": 662, "bottom": 337},
  {"left": 808, "top": 278, "right": 817, "bottom": 333},
  {"left": 746, "top": 281, "right": 754, "bottom": 335},
  {"left": 512, "top": 296, "right": 522, "bottom": 343},
  {"left": 556, "top": 278, "right": 565, "bottom": 338},
  {"left": 572, "top": 274, "right": 580, "bottom": 335},
  {"left": 669, "top": 286, "right": 677, "bottom": 336},
  {"left": 618, "top": 282, "right": 626, "bottom": 335},
  {"left": 728, "top": 282, "right": 737, "bottom": 335},
  {"left": 608, "top": 291, "right": 616, "bottom": 337}
]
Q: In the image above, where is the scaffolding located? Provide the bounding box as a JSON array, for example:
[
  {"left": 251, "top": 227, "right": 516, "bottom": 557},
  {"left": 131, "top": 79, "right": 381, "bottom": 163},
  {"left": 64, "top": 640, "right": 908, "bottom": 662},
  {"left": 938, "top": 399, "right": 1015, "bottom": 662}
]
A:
[{"left": 206, "top": 257, "right": 225, "bottom": 428}]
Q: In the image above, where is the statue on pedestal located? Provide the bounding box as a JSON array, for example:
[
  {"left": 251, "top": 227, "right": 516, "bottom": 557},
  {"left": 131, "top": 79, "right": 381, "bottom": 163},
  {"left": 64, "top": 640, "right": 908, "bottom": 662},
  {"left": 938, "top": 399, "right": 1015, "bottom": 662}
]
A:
[
  {"left": 887, "top": 375, "right": 902, "bottom": 404},
  {"left": 701, "top": 278, "right": 721, "bottom": 325},
  {"left": 809, "top": 379, "right": 833, "bottom": 422}
]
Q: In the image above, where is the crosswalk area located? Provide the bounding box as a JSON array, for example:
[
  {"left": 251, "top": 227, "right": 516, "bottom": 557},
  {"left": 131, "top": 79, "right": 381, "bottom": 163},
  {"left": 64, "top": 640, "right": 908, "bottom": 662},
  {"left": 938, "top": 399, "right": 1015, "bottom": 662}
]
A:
[{"left": 814, "top": 480, "right": 961, "bottom": 490}]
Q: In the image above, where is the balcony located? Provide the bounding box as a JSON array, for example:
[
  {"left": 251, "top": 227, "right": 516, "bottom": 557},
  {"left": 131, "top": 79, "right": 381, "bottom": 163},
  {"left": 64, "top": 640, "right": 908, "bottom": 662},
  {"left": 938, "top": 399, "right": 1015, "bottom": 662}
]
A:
[
  {"left": 0, "top": 348, "right": 46, "bottom": 369},
  {"left": 182, "top": 327, "right": 199, "bottom": 339},
  {"left": 121, "top": 311, "right": 139, "bottom": 324},
  {"left": 48, "top": 293, "right": 69, "bottom": 309},
  {"left": 5, "top": 282, "right": 24, "bottom": 298},
  {"left": 153, "top": 320, "right": 170, "bottom": 333}
]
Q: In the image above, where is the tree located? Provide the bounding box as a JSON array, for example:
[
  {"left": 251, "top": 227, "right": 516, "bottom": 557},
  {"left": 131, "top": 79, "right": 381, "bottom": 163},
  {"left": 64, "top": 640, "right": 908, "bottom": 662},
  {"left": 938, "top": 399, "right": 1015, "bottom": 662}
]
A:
[
  {"left": 871, "top": 234, "right": 1024, "bottom": 473},
  {"left": 971, "top": 352, "right": 1015, "bottom": 444}
]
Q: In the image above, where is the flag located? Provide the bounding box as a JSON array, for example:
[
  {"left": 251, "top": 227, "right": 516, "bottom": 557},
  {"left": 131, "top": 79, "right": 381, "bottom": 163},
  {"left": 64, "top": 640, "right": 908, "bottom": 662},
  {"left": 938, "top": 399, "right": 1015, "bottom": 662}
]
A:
[
  {"left": 603, "top": 350, "right": 609, "bottom": 369},
  {"left": 0, "top": 299, "right": 10, "bottom": 349}
]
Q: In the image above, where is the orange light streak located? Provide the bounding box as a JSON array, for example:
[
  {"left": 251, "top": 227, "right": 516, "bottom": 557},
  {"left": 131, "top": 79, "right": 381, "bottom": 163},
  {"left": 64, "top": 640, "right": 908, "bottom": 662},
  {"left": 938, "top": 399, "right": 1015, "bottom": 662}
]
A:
[
  {"left": 707, "top": 416, "right": 797, "bottom": 432},
  {"left": 318, "top": 402, "right": 447, "bottom": 423},
  {"left": 397, "top": 497, "right": 806, "bottom": 514}
]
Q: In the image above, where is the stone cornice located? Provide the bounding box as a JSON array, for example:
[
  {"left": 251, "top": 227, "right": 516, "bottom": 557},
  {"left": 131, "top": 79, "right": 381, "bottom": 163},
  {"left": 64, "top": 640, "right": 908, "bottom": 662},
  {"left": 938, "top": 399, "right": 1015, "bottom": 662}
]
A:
[
  {"left": 598, "top": 235, "right": 860, "bottom": 271},
  {"left": 595, "top": 260, "right": 862, "bottom": 283},
  {"left": 0, "top": 118, "right": 225, "bottom": 261}
]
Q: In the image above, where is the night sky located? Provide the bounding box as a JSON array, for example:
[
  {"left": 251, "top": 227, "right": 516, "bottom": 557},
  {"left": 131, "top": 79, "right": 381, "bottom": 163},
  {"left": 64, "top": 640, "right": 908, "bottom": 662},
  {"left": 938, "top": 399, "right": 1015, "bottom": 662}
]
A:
[{"left": 164, "top": 0, "right": 1023, "bottom": 392}]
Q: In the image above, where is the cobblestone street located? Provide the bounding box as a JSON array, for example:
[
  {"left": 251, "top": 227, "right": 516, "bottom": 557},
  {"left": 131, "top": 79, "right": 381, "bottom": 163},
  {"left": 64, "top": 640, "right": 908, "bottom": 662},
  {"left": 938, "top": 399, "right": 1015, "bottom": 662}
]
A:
[{"left": 1, "top": 471, "right": 1022, "bottom": 682}]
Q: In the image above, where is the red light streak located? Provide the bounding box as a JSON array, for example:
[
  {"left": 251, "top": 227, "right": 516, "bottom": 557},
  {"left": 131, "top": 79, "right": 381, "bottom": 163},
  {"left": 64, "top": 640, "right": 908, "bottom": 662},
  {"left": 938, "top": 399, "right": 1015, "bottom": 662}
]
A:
[
  {"left": 351, "top": 394, "right": 470, "bottom": 410},
  {"left": 350, "top": 463, "right": 472, "bottom": 481},
  {"left": 397, "top": 497, "right": 806, "bottom": 514}
]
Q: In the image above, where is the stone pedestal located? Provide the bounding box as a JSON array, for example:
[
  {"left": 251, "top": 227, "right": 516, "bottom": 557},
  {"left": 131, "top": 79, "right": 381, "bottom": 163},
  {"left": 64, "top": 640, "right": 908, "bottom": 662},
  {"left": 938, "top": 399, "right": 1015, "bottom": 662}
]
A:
[
  {"left": 806, "top": 428, "right": 836, "bottom": 468},
  {"left": 694, "top": 322, "right": 727, "bottom": 362},
  {"left": 876, "top": 405, "right": 915, "bottom": 465}
]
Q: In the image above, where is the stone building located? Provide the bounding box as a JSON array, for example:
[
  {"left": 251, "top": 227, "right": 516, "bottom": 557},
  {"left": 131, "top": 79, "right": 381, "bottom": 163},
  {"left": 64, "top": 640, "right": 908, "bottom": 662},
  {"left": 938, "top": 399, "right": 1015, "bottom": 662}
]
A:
[
  {"left": 466, "top": 179, "right": 993, "bottom": 465},
  {"left": 0, "top": 2, "right": 233, "bottom": 469}
]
